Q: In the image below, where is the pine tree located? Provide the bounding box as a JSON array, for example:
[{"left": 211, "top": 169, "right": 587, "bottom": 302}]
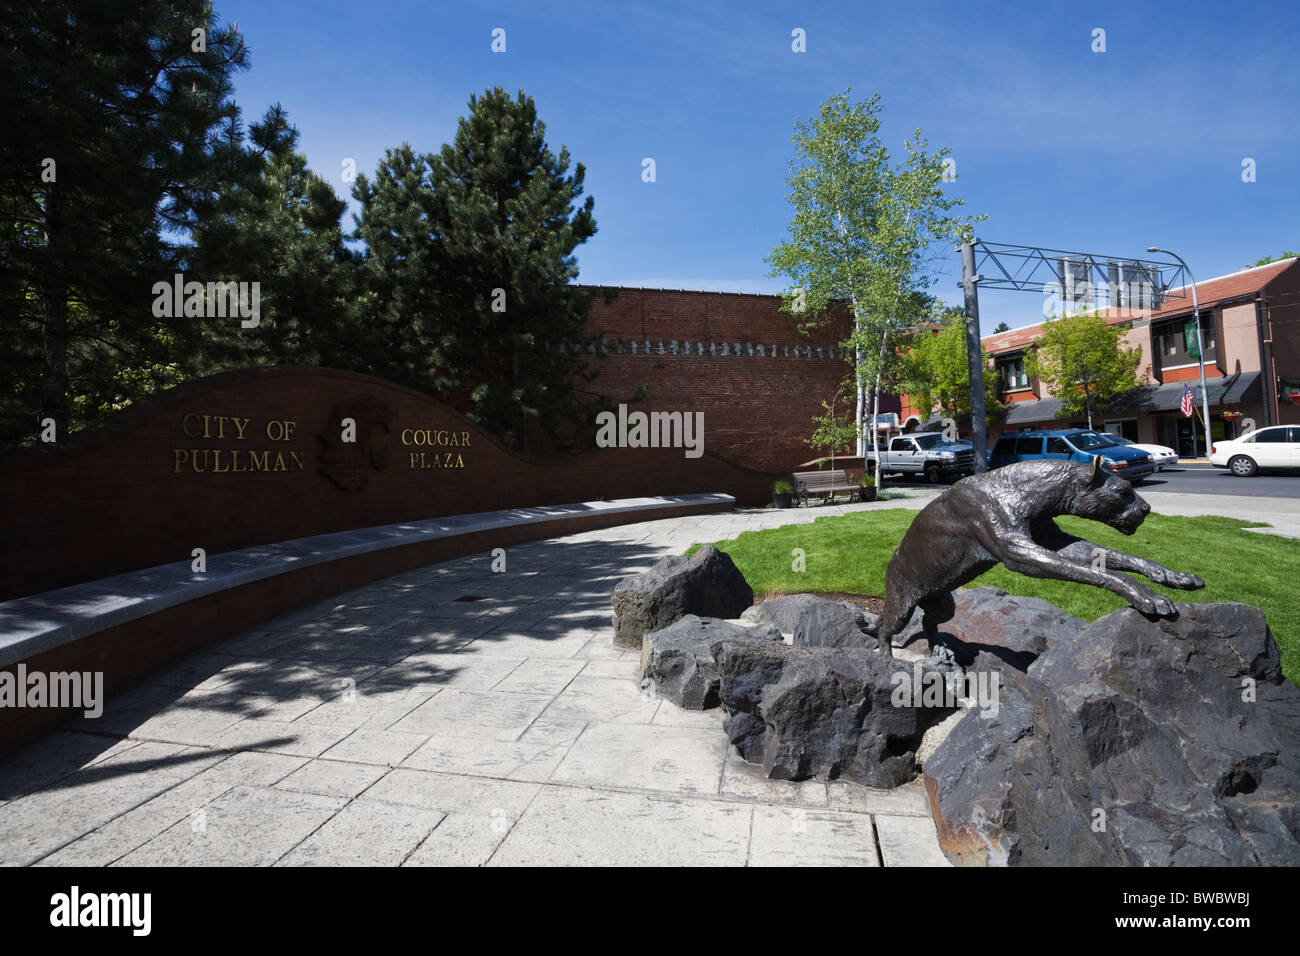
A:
[
  {"left": 351, "top": 88, "right": 599, "bottom": 451},
  {"left": 191, "top": 104, "right": 353, "bottom": 370},
  {"left": 0, "top": 0, "right": 252, "bottom": 449},
  {"left": 350, "top": 144, "right": 445, "bottom": 390}
]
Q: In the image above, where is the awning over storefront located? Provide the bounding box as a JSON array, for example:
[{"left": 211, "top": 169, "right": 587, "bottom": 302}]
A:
[
  {"left": 1117, "top": 371, "right": 1262, "bottom": 413},
  {"left": 1003, "top": 396, "right": 1064, "bottom": 426},
  {"left": 1002, "top": 371, "right": 1262, "bottom": 426}
]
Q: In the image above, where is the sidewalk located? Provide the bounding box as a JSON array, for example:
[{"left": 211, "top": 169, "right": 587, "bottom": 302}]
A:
[
  {"left": 1139, "top": 491, "right": 1300, "bottom": 538},
  {"left": 0, "top": 493, "right": 945, "bottom": 868}
]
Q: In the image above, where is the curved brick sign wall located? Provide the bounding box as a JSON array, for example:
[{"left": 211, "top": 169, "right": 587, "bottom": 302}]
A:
[{"left": 0, "top": 366, "right": 781, "bottom": 601}]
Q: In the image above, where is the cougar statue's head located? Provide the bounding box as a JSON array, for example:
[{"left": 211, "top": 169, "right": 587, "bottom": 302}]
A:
[{"left": 1068, "top": 455, "right": 1151, "bottom": 535}]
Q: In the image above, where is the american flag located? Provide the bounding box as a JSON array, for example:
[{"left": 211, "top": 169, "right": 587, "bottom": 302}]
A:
[{"left": 1180, "top": 386, "right": 1195, "bottom": 417}]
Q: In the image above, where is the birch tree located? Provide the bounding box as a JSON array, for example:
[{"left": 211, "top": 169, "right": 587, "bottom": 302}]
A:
[{"left": 767, "top": 91, "right": 982, "bottom": 485}]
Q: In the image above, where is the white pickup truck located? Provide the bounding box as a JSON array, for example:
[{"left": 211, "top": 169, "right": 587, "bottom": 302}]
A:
[{"left": 865, "top": 431, "right": 977, "bottom": 483}]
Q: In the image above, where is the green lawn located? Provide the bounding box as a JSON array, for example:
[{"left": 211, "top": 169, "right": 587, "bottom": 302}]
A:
[{"left": 689, "top": 510, "right": 1300, "bottom": 684}]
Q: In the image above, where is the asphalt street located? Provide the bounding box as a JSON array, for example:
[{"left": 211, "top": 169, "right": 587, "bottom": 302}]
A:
[
  {"left": 893, "top": 462, "right": 1300, "bottom": 498},
  {"left": 1128, "top": 462, "right": 1300, "bottom": 499}
]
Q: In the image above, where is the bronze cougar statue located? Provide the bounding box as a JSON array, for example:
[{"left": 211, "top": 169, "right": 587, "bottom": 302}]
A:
[{"left": 875, "top": 457, "right": 1205, "bottom": 652}]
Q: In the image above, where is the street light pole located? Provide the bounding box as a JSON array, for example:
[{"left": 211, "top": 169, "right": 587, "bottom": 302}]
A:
[
  {"left": 1148, "top": 247, "right": 1212, "bottom": 459},
  {"left": 960, "top": 241, "right": 988, "bottom": 472}
]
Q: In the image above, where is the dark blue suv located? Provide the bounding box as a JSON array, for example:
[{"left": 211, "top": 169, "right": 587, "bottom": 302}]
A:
[{"left": 987, "top": 429, "right": 1156, "bottom": 482}]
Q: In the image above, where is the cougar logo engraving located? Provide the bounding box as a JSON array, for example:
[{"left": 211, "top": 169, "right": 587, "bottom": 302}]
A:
[
  {"left": 317, "top": 395, "right": 395, "bottom": 492},
  {"left": 876, "top": 457, "right": 1205, "bottom": 651}
]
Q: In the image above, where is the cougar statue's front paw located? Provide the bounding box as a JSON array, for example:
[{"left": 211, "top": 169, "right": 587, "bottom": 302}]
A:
[{"left": 1134, "top": 592, "right": 1178, "bottom": 618}]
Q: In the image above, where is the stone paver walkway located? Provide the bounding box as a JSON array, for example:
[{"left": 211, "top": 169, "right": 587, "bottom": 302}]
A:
[
  {"left": 0, "top": 492, "right": 946, "bottom": 868},
  {"left": 4, "top": 483, "right": 1294, "bottom": 867}
]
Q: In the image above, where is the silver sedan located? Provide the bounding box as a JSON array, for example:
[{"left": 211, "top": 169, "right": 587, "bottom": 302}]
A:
[{"left": 1097, "top": 435, "right": 1179, "bottom": 471}]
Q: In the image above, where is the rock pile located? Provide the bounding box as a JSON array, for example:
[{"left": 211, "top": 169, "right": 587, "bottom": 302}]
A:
[
  {"left": 924, "top": 601, "right": 1300, "bottom": 866},
  {"left": 615, "top": 560, "right": 1300, "bottom": 866}
]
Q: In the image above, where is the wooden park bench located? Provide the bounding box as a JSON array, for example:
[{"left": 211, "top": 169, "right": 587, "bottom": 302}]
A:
[{"left": 792, "top": 469, "right": 858, "bottom": 506}]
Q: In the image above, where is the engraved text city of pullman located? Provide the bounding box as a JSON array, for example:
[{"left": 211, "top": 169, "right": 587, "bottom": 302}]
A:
[
  {"left": 171, "top": 413, "right": 304, "bottom": 473},
  {"left": 170, "top": 413, "right": 470, "bottom": 474}
]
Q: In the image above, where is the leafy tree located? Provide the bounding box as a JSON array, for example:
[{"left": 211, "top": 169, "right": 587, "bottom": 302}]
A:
[
  {"left": 352, "top": 88, "right": 599, "bottom": 452},
  {"left": 1254, "top": 251, "right": 1299, "bottom": 266},
  {"left": 901, "top": 308, "right": 1003, "bottom": 429},
  {"left": 767, "top": 90, "right": 982, "bottom": 484},
  {"left": 805, "top": 378, "right": 860, "bottom": 469},
  {"left": 1024, "top": 310, "right": 1142, "bottom": 430},
  {"left": 992, "top": 321, "right": 1011, "bottom": 333},
  {"left": 767, "top": 91, "right": 883, "bottom": 458},
  {"left": 0, "top": 0, "right": 252, "bottom": 449}
]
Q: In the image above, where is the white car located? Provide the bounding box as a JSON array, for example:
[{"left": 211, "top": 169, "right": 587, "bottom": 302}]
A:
[
  {"left": 1098, "top": 435, "right": 1179, "bottom": 471},
  {"left": 1210, "top": 425, "right": 1300, "bottom": 477}
]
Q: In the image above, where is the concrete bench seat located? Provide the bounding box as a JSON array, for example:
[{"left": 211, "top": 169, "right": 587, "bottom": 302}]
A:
[{"left": 0, "top": 493, "right": 734, "bottom": 751}]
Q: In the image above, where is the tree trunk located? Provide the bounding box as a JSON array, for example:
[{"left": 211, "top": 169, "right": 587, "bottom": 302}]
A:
[
  {"left": 869, "top": 385, "right": 881, "bottom": 493},
  {"left": 827, "top": 180, "right": 865, "bottom": 459},
  {"left": 855, "top": 345, "right": 865, "bottom": 457},
  {"left": 829, "top": 391, "right": 837, "bottom": 474},
  {"left": 40, "top": 181, "right": 69, "bottom": 431},
  {"left": 871, "top": 328, "right": 890, "bottom": 492}
]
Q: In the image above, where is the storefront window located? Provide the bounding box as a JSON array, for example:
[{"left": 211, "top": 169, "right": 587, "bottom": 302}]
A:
[
  {"left": 1153, "top": 315, "right": 1216, "bottom": 367},
  {"left": 999, "top": 355, "right": 1028, "bottom": 390}
]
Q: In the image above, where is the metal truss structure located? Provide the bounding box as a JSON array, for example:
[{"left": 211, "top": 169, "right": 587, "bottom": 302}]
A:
[
  {"left": 958, "top": 239, "right": 1192, "bottom": 470},
  {"left": 968, "top": 241, "right": 1190, "bottom": 313}
]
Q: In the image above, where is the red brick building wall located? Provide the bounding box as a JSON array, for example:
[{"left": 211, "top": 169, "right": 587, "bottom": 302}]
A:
[
  {"left": 0, "top": 289, "right": 865, "bottom": 600},
  {"left": 0, "top": 366, "right": 787, "bottom": 601},
  {"left": 578, "top": 288, "right": 856, "bottom": 473}
]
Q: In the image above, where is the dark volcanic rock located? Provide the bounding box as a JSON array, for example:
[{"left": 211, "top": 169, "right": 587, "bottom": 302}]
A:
[
  {"left": 740, "top": 593, "right": 825, "bottom": 633},
  {"left": 925, "top": 602, "right": 1300, "bottom": 866},
  {"left": 741, "top": 593, "right": 880, "bottom": 649},
  {"left": 640, "top": 615, "right": 782, "bottom": 709},
  {"left": 711, "top": 637, "right": 958, "bottom": 788},
  {"left": 793, "top": 600, "right": 880, "bottom": 650},
  {"left": 895, "top": 586, "right": 1083, "bottom": 672},
  {"left": 611, "top": 546, "right": 753, "bottom": 649},
  {"left": 921, "top": 667, "right": 1036, "bottom": 865}
]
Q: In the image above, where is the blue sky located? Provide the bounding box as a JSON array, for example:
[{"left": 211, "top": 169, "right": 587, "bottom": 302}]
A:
[{"left": 216, "top": 0, "right": 1300, "bottom": 329}]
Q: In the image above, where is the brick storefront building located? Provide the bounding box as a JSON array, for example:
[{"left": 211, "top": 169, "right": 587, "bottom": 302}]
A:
[{"left": 900, "top": 258, "right": 1300, "bottom": 457}]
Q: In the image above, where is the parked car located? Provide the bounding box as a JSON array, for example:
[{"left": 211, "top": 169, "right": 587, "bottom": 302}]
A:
[
  {"left": 1210, "top": 425, "right": 1300, "bottom": 477},
  {"left": 987, "top": 429, "right": 1156, "bottom": 482},
  {"left": 1094, "top": 433, "right": 1179, "bottom": 471},
  {"left": 865, "top": 431, "right": 976, "bottom": 483}
]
